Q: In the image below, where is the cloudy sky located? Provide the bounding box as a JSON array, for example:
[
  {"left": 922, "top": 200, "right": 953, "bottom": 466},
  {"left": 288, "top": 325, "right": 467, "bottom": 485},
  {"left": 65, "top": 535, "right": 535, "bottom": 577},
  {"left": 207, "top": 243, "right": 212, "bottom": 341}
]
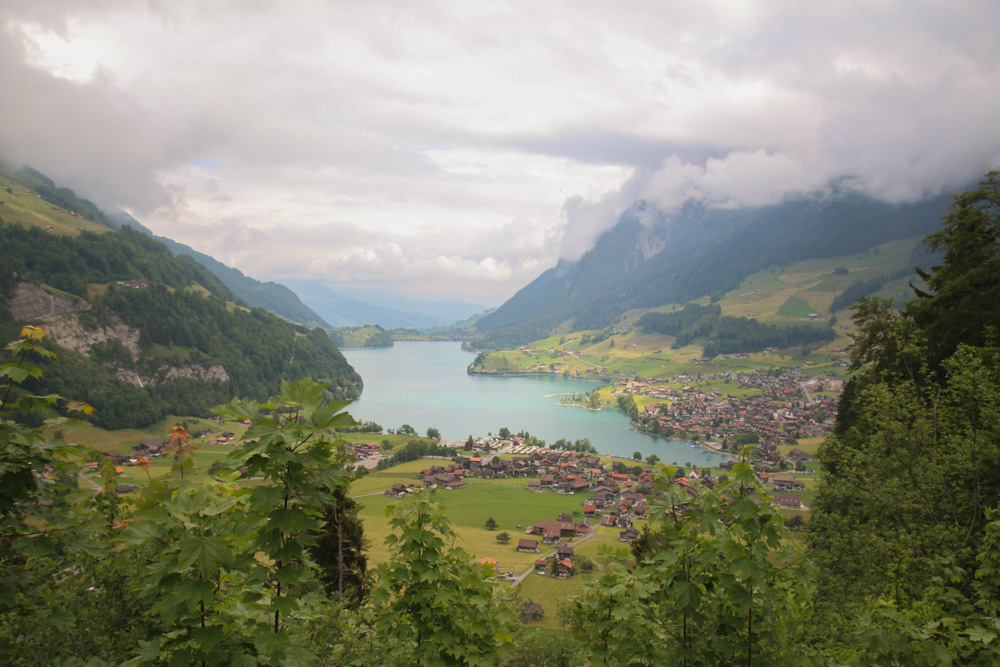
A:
[{"left": 1, "top": 1, "right": 998, "bottom": 307}]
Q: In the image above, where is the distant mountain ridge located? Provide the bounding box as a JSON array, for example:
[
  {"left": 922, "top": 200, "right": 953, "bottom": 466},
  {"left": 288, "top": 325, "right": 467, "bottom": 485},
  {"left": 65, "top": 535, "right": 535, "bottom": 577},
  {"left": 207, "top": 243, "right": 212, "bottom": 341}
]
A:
[
  {"left": 280, "top": 279, "right": 486, "bottom": 329},
  {"left": 111, "top": 212, "right": 332, "bottom": 329},
  {"left": 474, "top": 189, "right": 957, "bottom": 348}
]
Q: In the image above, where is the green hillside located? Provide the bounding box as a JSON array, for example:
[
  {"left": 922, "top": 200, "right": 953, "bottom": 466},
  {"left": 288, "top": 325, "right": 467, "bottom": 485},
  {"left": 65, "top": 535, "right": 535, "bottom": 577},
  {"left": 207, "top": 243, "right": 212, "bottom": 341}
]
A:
[
  {"left": 473, "top": 192, "right": 952, "bottom": 349},
  {"left": 468, "top": 234, "right": 935, "bottom": 380},
  {"left": 334, "top": 324, "right": 394, "bottom": 348}
]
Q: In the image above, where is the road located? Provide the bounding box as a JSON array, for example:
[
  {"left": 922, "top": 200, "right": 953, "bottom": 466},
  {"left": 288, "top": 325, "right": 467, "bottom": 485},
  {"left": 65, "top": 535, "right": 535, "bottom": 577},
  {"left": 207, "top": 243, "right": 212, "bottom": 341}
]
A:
[{"left": 77, "top": 470, "right": 103, "bottom": 498}]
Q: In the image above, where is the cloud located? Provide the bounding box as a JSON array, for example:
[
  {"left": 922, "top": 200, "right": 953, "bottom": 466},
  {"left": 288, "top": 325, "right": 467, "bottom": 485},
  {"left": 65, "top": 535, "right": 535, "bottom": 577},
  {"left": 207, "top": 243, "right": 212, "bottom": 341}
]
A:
[
  {"left": 0, "top": 1, "right": 998, "bottom": 308},
  {"left": 640, "top": 151, "right": 833, "bottom": 212}
]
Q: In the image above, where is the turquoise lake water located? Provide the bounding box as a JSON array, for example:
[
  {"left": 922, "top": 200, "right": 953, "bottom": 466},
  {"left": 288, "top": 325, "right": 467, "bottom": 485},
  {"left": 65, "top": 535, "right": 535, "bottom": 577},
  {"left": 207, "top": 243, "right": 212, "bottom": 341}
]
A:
[{"left": 342, "top": 341, "right": 725, "bottom": 467}]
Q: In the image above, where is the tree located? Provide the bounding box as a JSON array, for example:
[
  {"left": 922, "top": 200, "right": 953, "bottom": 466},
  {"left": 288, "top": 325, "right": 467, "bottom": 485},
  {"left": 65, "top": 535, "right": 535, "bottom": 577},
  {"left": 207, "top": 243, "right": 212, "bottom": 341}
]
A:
[
  {"left": 910, "top": 170, "right": 1000, "bottom": 364},
  {"left": 498, "top": 427, "right": 510, "bottom": 439},
  {"left": 588, "top": 391, "right": 601, "bottom": 409},
  {"left": 632, "top": 451, "right": 642, "bottom": 461},
  {"left": 496, "top": 531, "right": 511, "bottom": 545},
  {"left": 485, "top": 517, "right": 498, "bottom": 531},
  {"left": 373, "top": 492, "right": 517, "bottom": 664},
  {"left": 398, "top": 423, "right": 416, "bottom": 436},
  {"left": 426, "top": 426, "right": 441, "bottom": 440},
  {"left": 809, "top": 343, "right": 1000, "bottom": 637},
  {"left": 617, "top": 394, "right": 639, "bottom": 421},
  {"left": 0, "top": 327, "right": 115, "bottom": 664},
  {"left": 645, "top": 454, "right": 660, "bottom": 466},
  {"left": 310, "top": 483, "right": 370, "bottom": 605},
  {"left": 809, "top": 172, "right": 1000, "bottom": 651},
  {"left": 119, "top": 378, "right": 358, "bottom": 664},
  {"left": 464, "top": 435, "right": 474, "bottom": 451}
]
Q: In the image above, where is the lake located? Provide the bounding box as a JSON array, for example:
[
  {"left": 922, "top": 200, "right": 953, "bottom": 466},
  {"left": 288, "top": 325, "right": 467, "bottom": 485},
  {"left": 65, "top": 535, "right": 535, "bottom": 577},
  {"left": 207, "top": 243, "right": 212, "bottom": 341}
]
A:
[{"left": 342, "top": 341, "right": 725, "bottom": 467}]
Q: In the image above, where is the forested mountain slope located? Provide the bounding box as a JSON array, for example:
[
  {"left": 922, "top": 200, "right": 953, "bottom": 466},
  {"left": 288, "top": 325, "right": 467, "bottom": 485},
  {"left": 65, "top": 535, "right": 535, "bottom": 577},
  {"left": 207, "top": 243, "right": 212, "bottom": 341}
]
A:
[
  {"left": 475, "top": 190, "right": 954, "bottom": 348},
  {"left": 0, "top": 221, "right": 360, "bottom": 429}
]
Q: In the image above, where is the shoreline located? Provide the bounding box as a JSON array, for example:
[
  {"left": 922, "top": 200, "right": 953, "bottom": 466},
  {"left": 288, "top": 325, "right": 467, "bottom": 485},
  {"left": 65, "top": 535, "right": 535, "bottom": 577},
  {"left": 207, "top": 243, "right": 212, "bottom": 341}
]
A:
[
  {"left": 468, "top": 369, "right": 607, "bottom": 383},
  {"left": 557, "top": 401, "right": 602, "bottom": 411}
]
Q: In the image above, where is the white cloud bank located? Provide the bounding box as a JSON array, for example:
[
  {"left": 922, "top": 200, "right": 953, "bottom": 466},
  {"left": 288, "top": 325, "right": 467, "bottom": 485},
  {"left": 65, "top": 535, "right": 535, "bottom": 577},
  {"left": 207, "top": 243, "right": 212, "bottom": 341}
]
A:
[{"left": 1, "top": 1, "right": 998, "bottom": 306}]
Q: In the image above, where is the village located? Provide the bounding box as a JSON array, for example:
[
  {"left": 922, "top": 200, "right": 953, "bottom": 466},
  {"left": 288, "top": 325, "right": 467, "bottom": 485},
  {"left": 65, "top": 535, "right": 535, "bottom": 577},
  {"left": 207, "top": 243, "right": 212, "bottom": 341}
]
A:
[
  {"left": 375, "top": 432, "right": 817, "bottom": 622},
  {"left": 616, "top": 368, "right": 840, "bottom": 454}
]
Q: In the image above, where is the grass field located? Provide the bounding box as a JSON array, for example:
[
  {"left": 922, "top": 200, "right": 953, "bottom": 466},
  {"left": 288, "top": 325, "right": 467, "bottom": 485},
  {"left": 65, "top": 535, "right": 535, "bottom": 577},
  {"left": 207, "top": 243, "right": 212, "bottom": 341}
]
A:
[
  {"left": 514, "top": 572, "right": 584, "bottom": 629},
  {"left": 775, "top": 295, "right": 817, "bottom": 319},
  {"left": 357, "top": 477, "right": 594, "bottom": 569}
]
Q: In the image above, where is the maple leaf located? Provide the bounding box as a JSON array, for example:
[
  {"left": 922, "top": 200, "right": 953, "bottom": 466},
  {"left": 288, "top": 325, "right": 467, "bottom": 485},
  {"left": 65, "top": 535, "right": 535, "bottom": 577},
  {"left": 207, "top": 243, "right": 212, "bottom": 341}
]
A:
[
  {"left": 169, "top": 425, "right": 189, "bottom": 445},
  {"left": 19, "top": 325, "right": 47, "bottom": 341}
]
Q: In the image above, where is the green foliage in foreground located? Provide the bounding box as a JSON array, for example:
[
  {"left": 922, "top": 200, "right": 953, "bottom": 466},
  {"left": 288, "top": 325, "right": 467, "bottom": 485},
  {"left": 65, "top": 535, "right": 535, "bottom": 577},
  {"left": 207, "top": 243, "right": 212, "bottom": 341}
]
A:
[
  {"left": 807, "top": 171, "right": 1000, "bottom": 660},
  {"left": 564, "top": 457, "right": 815, "bottom": 666},
  {"left": 1, "top": 331, "right": 519, "bottom": 665}
]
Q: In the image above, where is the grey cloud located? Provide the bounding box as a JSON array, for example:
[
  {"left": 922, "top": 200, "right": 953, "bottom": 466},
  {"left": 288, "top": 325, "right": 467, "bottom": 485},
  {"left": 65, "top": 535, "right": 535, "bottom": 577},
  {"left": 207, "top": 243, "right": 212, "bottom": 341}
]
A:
[
  {"left": 2, "top": 1, "right": 999, "bottom": 307},
  {"left": 0, "top": 30, "right": 178, "bottom": 210}
]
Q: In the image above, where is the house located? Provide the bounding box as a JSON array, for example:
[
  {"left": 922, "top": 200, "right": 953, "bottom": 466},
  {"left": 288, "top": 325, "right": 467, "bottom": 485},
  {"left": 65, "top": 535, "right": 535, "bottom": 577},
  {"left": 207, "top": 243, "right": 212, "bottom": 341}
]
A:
[
  {"left": 528, "top": 520, "right": 576, "bottom": 542},
  {"left": 534, "top": 559, "right": 549, "bottom": 570},
  {"left": 134, "top": 439, "right": 166, "bottom": 456},
  {"left": 773, "top": 493, "right": 802, "bottom": 509},
  {"left": 600, "top": 515, "right": 617, "bottom": 528},
  {"left": 521, "top": 602, "right": 544, "bottom": 622},
  {"left": 789, "top": 448, "right": 815, "bottom": 462},
  {"left": 575, "top": 520, "right": 591, "bottom": 536},
  {"left": 555, "top": 559, "right": 575, "bottom": 578},
  {"left": 517, "top": 539, "right": 540, "bottom": 553},
  {"left": 384, "top": 483, "right": 407, "bottom": 498},
  {"left": 619, "top": 527, "right": 640, "bottom": 543},
  {"left": 593, "top": 487, "right": 617, "bottom": 504},
  {"left": 771, "top": 474, "right": 806, "bottom": 491},
  {"left": 526, "top": 479, "right": 542, "bottom": 492},
  {"left": 556, "top": 545, "right": 574, "bottom": 560}
]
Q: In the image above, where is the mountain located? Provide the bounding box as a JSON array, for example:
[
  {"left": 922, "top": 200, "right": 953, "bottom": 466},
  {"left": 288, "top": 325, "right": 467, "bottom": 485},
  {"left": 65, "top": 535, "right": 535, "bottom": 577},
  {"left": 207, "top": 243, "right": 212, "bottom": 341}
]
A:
[
  {"left": 0, "top": 169, "right": 361, "bottom": 430},
  {"left": 474, "top": 189, "right": 955, "bottom": 348},
  {"left": 280, "top": 279, "right": 485, "bottom": 329},
  {"left": 329, "top": 286, "right": 487, "bottom": 325},
  {"left": 110, "top": 212, "right": 332, "bottom": 329}
]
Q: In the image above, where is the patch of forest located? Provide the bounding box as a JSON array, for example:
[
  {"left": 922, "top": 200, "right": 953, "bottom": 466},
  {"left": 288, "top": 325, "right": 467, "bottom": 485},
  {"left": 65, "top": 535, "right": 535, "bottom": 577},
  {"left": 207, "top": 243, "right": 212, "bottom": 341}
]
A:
[{"left": 637, "top": 302, "right": 834, "bottom": 356}]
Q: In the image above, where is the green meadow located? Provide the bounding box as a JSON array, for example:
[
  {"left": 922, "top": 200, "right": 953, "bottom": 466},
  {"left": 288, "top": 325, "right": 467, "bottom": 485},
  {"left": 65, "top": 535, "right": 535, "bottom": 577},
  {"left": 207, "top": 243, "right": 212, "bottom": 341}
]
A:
[
  {"left": 356, "top": 476, "right": 592, "bottom": 570},
  {"left": 0, "top": 174, "right": 110, "bottom": 236}
]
